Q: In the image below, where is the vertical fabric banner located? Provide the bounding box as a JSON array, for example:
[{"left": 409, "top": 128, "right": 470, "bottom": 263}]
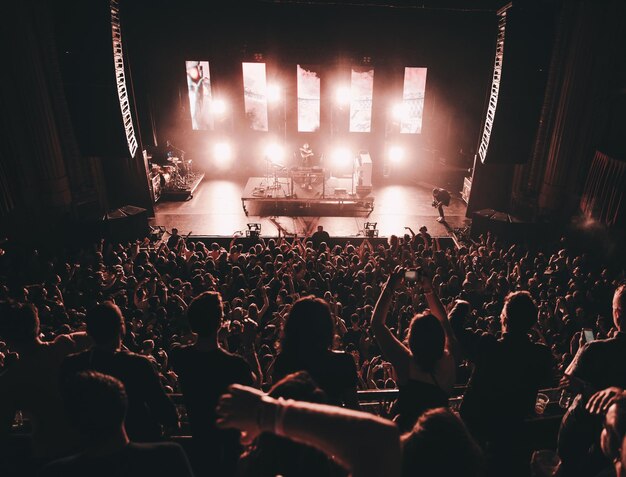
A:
[
  {"left": 186, "top": 61, "right": 213, "bottom": 130},
  {"left": 242, "top": 62, "right": 269, "bottom": 131},
  {"left": 349, "top": 68, "right": 374, "bottom": 132},
  {"left": 297, "top": 64, "right": 321, "bottom": 132},
  {"left": 400, "top": 67, "right": 427, "bottom": 134}
]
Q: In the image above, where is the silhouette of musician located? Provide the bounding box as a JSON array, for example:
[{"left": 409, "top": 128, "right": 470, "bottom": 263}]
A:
[
  {"left": 299, "top": 143, "right": 314, "bottom": 167},
  {"left": 432, "top": 188, "right": 451, "bottom": 223}
]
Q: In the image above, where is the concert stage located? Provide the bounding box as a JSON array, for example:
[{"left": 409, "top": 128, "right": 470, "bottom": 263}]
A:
[
  {"left": 241, "top": 176, "right": 375, "bottom": 217},
  {"left": 151, "top": 178, "right": 469, "bottom": 238}
]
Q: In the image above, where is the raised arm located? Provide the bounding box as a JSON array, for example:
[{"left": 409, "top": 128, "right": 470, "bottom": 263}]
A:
[
  {"left": 169, "top": 293, "right": 188, "bottom": 312},
  {"left": 370, "top": 266, "right": 412, "bottom": 379},
  {"left": 241, "top": 319, "right": 263, "bottom": 389},
  {"left": 217, "top": 384, "right": 401, "bottom": 477},
  {"left": 134, "top": 279, "right": 149, "bottom": 311},
  {"left": 229, "top": 233, "right": 239, "bottom": 251},
  {"left": 421, "top": 274, "right": 460, "bottom": 362},
  {"left": 257, "top": 286, "right": 270, "bottom": 321}
]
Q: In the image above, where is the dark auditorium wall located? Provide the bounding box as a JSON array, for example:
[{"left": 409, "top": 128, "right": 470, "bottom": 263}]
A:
[
  {"left": 0, "top": 0, "right": 154, "bottom": 244},
  {"left": 511, "top": 0, "right": 626, "bottom": 223},
  {"left": 0, "top": 0, "right": 76, "bottom": 232}
]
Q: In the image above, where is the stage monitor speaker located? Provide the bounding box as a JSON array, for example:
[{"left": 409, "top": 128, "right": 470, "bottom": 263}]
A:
[
  {"left": 358, "top": 151, "right": 373, "bottom": 187},
  {"left": 478, "top": 5, "right": 554, "bottom": 165},
  {"left": 103, "top": 205, "right": 149, "bottom": 243}
]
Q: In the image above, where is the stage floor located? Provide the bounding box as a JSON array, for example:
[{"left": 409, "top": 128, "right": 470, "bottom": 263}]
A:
[{"left": 152, "top": 177, "right": 470, "bottom": 238}]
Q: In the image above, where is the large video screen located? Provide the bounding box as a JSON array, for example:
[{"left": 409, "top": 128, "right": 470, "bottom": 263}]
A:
[
  {"left": 349, "top": 67, "right": 374, "bottom": 133},
  {"left": 297, "top": 64, "right": 321, "bottom": 133},
  {"left": 185, "top": 61, "right": 213, "bottom": 130},
  {"left": 400, "top": 67, "right": 427, "bottom": 134},
  {"left": 242, "top": 62, "right": 269, "bottom": 132}
]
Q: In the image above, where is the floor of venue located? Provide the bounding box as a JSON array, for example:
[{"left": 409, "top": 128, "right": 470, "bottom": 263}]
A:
[{"left": 151, "top": 177, "right": 470, "bottom": 238}]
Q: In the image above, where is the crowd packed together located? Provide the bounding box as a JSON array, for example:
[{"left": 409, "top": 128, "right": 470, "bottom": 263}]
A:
[{"left": 0, "top": 226, "right": 624, "bottom": 477}]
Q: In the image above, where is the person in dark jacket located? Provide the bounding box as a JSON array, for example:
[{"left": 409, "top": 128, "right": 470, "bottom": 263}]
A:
[
  {"left": 42, "top": 371, "right": 193, "bottom": 477},
  {"left": 451, "top": 290, "right": 554, "bottom": 476},
  {"left": 61, "top": 302, "right": 178, "bottom": 442}
]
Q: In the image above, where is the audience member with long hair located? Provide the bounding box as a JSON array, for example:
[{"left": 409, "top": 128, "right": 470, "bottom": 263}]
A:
[
  {"left": 272, "top": 296, "right": 359, "bottom": 408},
  {"left": 370, "top": 266, "right": 457, "bottom": 431}
]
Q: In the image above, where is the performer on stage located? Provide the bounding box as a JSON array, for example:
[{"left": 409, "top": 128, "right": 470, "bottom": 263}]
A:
[
  {"left": 299, "top": 142, "right": 314, "bottom": 167},
  {"left": 432, "top": 188, "right": 451, "bottom": 223},
  {"left": 298, "top": 143, "right": 315, "bottom": 190}
]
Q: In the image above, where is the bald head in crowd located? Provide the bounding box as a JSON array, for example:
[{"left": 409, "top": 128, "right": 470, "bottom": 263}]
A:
[{"left": 614, "top": 285, "right": 626, "bottom": 331}]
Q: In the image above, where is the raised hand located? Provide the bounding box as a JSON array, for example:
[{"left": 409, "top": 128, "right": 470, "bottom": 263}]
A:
[
  {"left": 241, "top": 318, "right": 258, "bottom": 347},
  {"left": 420, "top": 270, "right": 434, "bottom": 293},
  {"left": 386, "top": 265, "right": 405, "bottom": 291},
  {"left": 586, "top": 387, "right": 624, "bottom": 415}
]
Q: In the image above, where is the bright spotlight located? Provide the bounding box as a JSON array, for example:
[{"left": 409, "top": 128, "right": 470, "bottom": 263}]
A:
[
  {"left": 392, "top": 102, "right": 410, "bottom": 122},
  {"left": 264, "top": 143, "right": 285, "bottom": 162},
  {"left": 336, "top": 86, "right": 351, "bottom": 106},
  {"left": 212, "top": 98, "right": 227, "bottom": 116},
  {"left": 267, "top": 84, "right": 282, "bottom": 103},
  {"left": 331, "top": 147, "right": 352, "bottom": 168},
  {"left": 214, "top": 142, "right": 232, "bottom": 164},
  {"left": 389, "top": 146, "right": 405, "bottom": 163}
]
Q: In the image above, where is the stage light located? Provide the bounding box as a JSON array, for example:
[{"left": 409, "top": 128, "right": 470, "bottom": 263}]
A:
[
  {"left": 212, "top": 98, "right": 227, "bottom": 116},
  {"left": 392, "top": 102, "right": 410, "bottom": 122},
  {"left": 336, "top": 86, "right": 351, "bottom": 106},
  {"left": 388, "top": 146, "right": 405, "bottom": 163},
  {"left": 331, "top": 147, "right": 352, "bottom": 168},
  {"left": 264, "top": 142, "right": 285, "bottom": 162},
  {"left": 267, "top": 84, "right": 281, "bottom": 103},
  {"left": 213, "top": 142, "right": 232, "bottom": 165}
]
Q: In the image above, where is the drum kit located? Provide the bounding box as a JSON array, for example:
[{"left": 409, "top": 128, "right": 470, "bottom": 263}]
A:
[{"left": 153, "top": 156, "right": 193, "bottom": 190}]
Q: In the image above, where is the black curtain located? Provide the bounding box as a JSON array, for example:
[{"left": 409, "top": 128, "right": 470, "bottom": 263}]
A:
[{"left": 580, "top": 151, "right": 626, "bottom": 227}]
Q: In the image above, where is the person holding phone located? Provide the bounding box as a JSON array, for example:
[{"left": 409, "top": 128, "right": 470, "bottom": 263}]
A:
[
  {"left": 558, "top": 285, "right": 626, "bottom": 477},
  {"left": 582, "top": 328, "right": 595, "bottom": 343},
  {"left": 370, "top": 266, "right": 457, "bottom": 432}
]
